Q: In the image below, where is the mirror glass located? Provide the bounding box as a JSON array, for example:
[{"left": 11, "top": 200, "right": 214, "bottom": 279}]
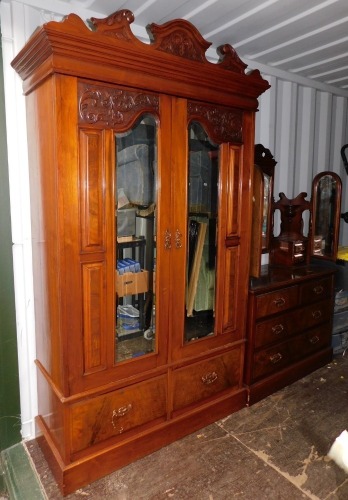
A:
[
  {"left": 253, "top": 144, "right": 276, "bottom": 254},
  {"left": 184, "top": 122, "right": 219, "bottom": 343},
  {"left": 115, "top": 115, "right": 157, "bottom": 363},
  {"left": 312, "top": 172, "right": 342, "bottom": 260}
]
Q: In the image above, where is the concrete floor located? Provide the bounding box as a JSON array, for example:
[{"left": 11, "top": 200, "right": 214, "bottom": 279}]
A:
[{"left": 26, "top": 354, "right": 348, "bottom": 499}]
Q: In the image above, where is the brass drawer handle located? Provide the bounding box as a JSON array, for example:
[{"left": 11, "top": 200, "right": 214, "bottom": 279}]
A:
[
  {"left": 202, "top": 371, "right": 218, "bottom": 385},
  {"left": 272, "top": 324, "right": 285, "bottom": 335},
  {"left": 313, "top": 285, "right": 324, "bottom": 295},
  {"left": 269, "top": 352, "right": 283, "bottom": 364},
  {"left": 309, "top": 335, "right": 319, "bottom": 344},
  {"left": 111, "top": 403, "right": 133, "bottom": 431},
  {"left": 273, "top": 297, "right": 286, "bottom": 308},
  {"left": 312, "top": 310, "right": 322, "bottom": 320}
]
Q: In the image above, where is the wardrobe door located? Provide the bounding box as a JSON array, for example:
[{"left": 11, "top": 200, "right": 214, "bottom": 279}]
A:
[
  {"left": 113, "top": 94, "right": 172, "bottom": 370},
  {"left": 171, "top": 99, "right": 251, "bottom": 360}
]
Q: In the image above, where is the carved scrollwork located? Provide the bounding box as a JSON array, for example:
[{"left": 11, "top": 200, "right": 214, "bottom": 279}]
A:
[
  {"left": 188, "top": 101, "right": 243, "bottom": 144},
  {"left": 148, "top": 19, "right": 211, "bottom": 63},
  {"left": 78, "top": 83, "right": 159, "bottom": 129},
  {"left": 90, "top": 9, "right": 136, "bottom": 42},
  {"left": 217, "top": 44, "right": 248, "bottom": 74}
]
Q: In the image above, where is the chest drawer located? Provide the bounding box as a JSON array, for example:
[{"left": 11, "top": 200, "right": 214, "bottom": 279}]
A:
[
  {"left": 292, "top": 323, "right": 332, "bottom": 362},
  {"left": 172, "top": 348, "right": 242, "bottom": 412},
  {"left": 255, "top": 285, "right": 298, "bottom": 319},
  {"left": 255, "top": 299, "right": 332, "bottom": 349},
  {"left": 252, "top": 341, "right": 292, "bottom": 381},
  {"left": 299, "top": 276, "right": 333, "bottom": 305},
  {"left": 70, "top": 376, "right": 167, "bottom": 454}
]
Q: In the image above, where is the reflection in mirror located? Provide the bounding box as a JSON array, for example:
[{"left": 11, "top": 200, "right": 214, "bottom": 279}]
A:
[
  {"left": 262, "top": 174, "right": 271, "bottom": 247},
  {"left": 312, "top": 172, "right": 342, "bottom": 260},
  {"left": 185, "top": 122, "right": 219, "bottom": 343},
  {"left": 115, "top": 115, "right": 157, "bottom": 363}
]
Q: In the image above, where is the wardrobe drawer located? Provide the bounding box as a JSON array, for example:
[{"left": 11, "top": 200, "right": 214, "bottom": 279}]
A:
[
  {"left": 255, "top": 285, "right": 298, "bottom": 319},
  {"left": 70, "top": 376, "right": 167, "bottom": 453},
  {"left": 252, "top": 341, "right": 292, "bottom": 381},
  {"left": 300, "top": 276, "right": 333, "bottom": 305},
  {"left": 172, "top": 349, "right": 241, "bottom": 412}
]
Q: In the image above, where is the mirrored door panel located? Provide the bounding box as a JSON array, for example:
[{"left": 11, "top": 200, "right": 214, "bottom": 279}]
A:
[
  {"left": 115, "top": 115, "right": 157, "bottom": 363},
  {"left": 184, "top": 122, "right": 219, "bottom": 343}
]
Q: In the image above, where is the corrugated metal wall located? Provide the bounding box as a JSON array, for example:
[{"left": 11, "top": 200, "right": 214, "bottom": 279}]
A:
[{"left": 255, "top": 74, "right": 348, "bottom": 244}]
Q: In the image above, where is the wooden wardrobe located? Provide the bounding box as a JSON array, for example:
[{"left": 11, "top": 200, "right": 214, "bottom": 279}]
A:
[{"left": 12, "top": 10, "right": 269, "bottom": 494}]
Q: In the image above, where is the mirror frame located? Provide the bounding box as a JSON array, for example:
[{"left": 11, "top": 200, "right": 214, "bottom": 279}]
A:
[
  {"left": 254, "top": 144, "right": 277, "bottom": 253},
  {"left": 310, "top": 171, "right": 342, "bottom": 261}
]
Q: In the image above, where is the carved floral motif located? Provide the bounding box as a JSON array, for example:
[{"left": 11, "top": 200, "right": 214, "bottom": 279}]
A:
[
  {"left": 188, "top": 102, "right": 243, "bottom": 143},
  {"left": 78, "top": 83, "right": 159, "bottom": 128}
]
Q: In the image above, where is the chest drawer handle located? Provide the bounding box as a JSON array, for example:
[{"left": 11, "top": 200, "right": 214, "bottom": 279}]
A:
[
  {"left": 269, "top": 352, "right": 283, "bottom": 364},
  {"left": 111, "top": 403, "right": 133, "bottom": 431},
  {"left": 272, "top": 324, "right": 285, "bottom": 335},
  {"left": 202, "top": 371, "right": 218, "bottom": 385},
  {"left": 309, "top": 335, "right": 320, "bottom": 344},
  {"left": 273, "top": 297, "right": 286, "bottom": 308},
  {"left": 313, "top": 285, "right": 324, "bottom": 295},
  {"left": 312, "top": 310, "right": 322, "bottom": 320}
]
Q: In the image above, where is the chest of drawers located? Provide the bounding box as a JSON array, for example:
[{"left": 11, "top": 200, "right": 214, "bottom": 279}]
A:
[{"left": 245, "top": 265, "right": 335, "bottom": 404}]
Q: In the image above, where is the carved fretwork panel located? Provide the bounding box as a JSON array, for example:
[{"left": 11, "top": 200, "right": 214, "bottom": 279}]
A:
[
  {"left": 78, "top": 82, "right": 159, "bottom": 131},
  {"left": 149, "top": 20, "right": 211, "bottom": 63},
  {"left": 188, "top": 101, "right": 243, "bottom": 144}
]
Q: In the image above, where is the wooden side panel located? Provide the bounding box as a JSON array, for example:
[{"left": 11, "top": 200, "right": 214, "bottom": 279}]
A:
[
  {"left": 79, "top": 129, "right": 106, "bottom": 252},
  {"left": 82, "top": 261, "right": 107, "bottom": 374}
]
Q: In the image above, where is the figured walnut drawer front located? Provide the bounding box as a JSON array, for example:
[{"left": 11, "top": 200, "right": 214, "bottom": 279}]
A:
[
  {"left": 255, "top": 285, "right": 298, "bottom": 319},
  {"left": 172, "top": 349, "right": 241, "bottom": 412},
  {"left": 252, "top": 341, "right": 292, "bottom": 381},
  {"left": 299, "top": 276, "right": 333, "bottom": 305},
  {"left": 255, "top": 298, "right": 332, "bottom": 349},
  {"left": 70, "top": 376, "right": 167, "bottom": 454}
]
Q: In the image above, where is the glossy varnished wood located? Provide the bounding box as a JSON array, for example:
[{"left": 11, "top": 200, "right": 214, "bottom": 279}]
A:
[
  {"left": 245, "top": 265, "right": 335, "bottom": 404},
  {"left": 12, "top": 10, "right": 269, "bottom": 495}
]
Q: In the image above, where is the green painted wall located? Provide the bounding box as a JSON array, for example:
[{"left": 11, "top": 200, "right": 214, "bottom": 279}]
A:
[{"left": 0, "top": 31, "right": 21, "bottom": 450}]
